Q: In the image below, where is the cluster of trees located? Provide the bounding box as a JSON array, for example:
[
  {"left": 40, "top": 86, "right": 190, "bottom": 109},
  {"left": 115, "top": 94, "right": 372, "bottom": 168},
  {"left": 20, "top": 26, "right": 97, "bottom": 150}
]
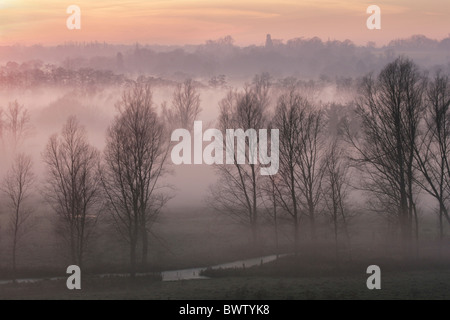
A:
[
  {"left": 347, "top": 59, "right": 450, "bottom": 250},
  {"left": 211, "top": 58, "right": 450, "bottom": 259},
  {"left": 0, "top": 61, "right": 193, "bottom": 94},
  {"left": 0, "top": 61, "right": 125, "bottom": 90},
  {"left": 210, "top": 73, "right": 352, "bottom": 257},
  {"left": 1, "top": 58, "right": 449, "bottom": 280},
  {"left": 0, "top": 101, "right": 34, "bottom": 279},
  {"left": 0, "top": 80, "right": 201, "bottom": 279},
  {"left": 388, "top": 34, "right": 450, "bottom": 50},
  {"left": 2, "top": 35, "right": 450, "bottom": 83}
]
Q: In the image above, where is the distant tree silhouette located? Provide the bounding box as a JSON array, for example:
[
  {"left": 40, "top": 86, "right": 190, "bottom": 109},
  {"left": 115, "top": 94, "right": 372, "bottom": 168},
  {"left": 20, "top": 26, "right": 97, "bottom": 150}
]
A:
[
  {"left": 164, "top": 79, "right": 201, "bottom": 130},
  {"left": 2, "top": 101, "right": 31, "bottom": 152},
  {"left": 1, "top": 153, "right": 35, "bottom": 281}
]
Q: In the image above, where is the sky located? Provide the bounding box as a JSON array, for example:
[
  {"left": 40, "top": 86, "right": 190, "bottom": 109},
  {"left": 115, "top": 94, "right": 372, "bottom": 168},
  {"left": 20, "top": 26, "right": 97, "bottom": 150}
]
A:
[{"left": 0, "top": 0, "right": 449, "bottom": 46}]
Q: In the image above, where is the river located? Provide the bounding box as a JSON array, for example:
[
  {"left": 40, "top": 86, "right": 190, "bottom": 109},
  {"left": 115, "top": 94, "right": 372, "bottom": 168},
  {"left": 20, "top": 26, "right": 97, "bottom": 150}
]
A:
[{"left": 0, "top": 254, "right": 282, "bottom": 285}]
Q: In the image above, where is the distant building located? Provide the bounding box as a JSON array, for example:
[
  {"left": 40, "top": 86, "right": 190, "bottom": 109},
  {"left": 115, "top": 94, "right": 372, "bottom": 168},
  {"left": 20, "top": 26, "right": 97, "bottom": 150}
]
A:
[{"left": 265, "top": 34, "right": 273, "bottom": 49}]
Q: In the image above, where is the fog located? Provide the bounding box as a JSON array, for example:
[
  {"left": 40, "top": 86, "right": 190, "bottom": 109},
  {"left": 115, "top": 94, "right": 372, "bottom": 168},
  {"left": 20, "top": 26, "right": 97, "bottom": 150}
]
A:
[{"left": 0, "top": 34, "right": 449, "bottom": 299}]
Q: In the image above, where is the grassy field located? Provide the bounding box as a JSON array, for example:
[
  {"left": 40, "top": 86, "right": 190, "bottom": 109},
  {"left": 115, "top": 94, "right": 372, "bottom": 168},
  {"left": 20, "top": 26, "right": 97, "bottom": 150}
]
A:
[
  {"left": 1, "top": 205, "right": 449, "bottom": 299},
  {"left": 1, "top": 252, "right": 450, "bottom": 300},
  {"left": 1, "top": 268, "right": 449, "bottom": 300}
]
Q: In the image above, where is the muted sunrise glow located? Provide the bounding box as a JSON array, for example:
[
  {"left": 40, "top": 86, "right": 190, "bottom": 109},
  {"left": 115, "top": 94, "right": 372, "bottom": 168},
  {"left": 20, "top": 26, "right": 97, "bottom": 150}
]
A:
[{"left": 0, "top": 0, "right": 449, "bottom": 45}]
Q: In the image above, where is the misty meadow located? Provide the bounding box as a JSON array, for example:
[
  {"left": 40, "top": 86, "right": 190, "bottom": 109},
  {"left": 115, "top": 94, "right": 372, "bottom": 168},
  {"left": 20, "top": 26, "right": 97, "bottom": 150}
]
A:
[{"left": 0, "top": 35, "right": 450, "bottom": 299}]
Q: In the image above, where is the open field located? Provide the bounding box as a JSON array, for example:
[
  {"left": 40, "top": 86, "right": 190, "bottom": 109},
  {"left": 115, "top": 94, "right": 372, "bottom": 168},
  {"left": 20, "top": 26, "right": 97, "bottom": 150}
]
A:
[
  {"left": 1, "top": 267, "right": 449, "bottom": 300},
  {"left": 1, "top": 247, "right": 450, "bottom": 300},
  {"left": 1, "top": 205, "right": 449, "bottom": 278}
]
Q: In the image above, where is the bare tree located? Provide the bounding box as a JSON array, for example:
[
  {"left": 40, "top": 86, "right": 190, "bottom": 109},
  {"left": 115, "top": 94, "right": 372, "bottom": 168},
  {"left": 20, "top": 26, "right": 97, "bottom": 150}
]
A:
[
  {"left": 43, "top": 116, "right": 102, "bottom": 268},
  {"left": 210, "top": 84, "right": 270, "bottom": 245},
  {"left": 270, "top": 90, "right": 307, "bottom": 252},
  {"left": 323, "top": 139, "right": 352, "bottom": 260},
  {"left": 346, "top": 57, "right": 425, "bottom": 249},
  {"left": 165, "top": 79, "right": 201, "bottom": 129},
  {"left": 102, "top": 82, "right": 170, "bottom": 276},
  {"left": 273, "top": 89, "right": 326, "bottom": 242},
  {"left": 2, "top": 100, "right": 32, "bottom": 152},
  {"left": 252, "top": 73, "right": 272, "bottom": 110},
  {"left": 261, "top": 177, "right": 280, "bottom": 258},
  {"left": 295, "top": 105, "right": 326, "bottom": 240},
  {"left": 1, "top": 153, "right": 35, "bottom": 280},
  {"left": 414, "top": 72, "right": 450, "bottom": 240}
]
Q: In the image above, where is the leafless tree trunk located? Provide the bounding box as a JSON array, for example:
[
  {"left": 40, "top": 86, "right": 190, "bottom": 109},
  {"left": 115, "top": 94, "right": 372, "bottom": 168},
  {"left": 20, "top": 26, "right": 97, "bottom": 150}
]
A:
[
  {"left": 102, "top": 82, "right": 170, "bottom": 276},
  {"left": 261, "top": 176, "right": 280, "bottom": 258},
  {"left": 1, "top": 153, "right": 35, "bottom": 281},
  {"left": 43, "top": 116, "right": 102, "bottom": 269},
  {"left": 323, "top": 139, "right": 352, "bottom": 262},
  {"left": 271, "top": 180, "right": 279, "bottom": 259}
]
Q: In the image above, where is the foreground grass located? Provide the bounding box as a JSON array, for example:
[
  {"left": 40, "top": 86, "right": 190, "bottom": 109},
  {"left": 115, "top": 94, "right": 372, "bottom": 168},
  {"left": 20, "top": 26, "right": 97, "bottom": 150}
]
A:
[{"left": 1, "top": 268, "right": 449, "bottom": 300}]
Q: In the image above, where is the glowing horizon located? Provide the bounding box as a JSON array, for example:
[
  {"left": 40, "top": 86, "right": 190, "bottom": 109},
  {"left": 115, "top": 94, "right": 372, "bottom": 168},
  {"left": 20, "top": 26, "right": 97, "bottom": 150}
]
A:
[{"left": 0, "top": 0, "right": 449, "bottom": 46}]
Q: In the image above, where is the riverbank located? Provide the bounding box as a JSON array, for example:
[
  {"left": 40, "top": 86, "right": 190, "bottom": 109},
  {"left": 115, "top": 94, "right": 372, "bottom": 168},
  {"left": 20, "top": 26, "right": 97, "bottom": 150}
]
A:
[{"left": 0, "top": 254, "right": 282, "bottom": 285}]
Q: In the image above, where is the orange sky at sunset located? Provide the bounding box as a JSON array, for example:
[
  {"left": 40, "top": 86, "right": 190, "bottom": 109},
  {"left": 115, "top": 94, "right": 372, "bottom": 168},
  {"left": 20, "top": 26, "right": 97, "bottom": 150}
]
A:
[{"left": 0, "top": 0, "right": 449, "bottom": 46}]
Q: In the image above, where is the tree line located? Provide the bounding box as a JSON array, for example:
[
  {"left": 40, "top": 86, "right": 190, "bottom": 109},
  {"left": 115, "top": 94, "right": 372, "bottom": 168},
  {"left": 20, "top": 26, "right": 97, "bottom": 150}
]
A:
[{"left": 211, "top": 58, "right": 450, "bottom": 259}]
